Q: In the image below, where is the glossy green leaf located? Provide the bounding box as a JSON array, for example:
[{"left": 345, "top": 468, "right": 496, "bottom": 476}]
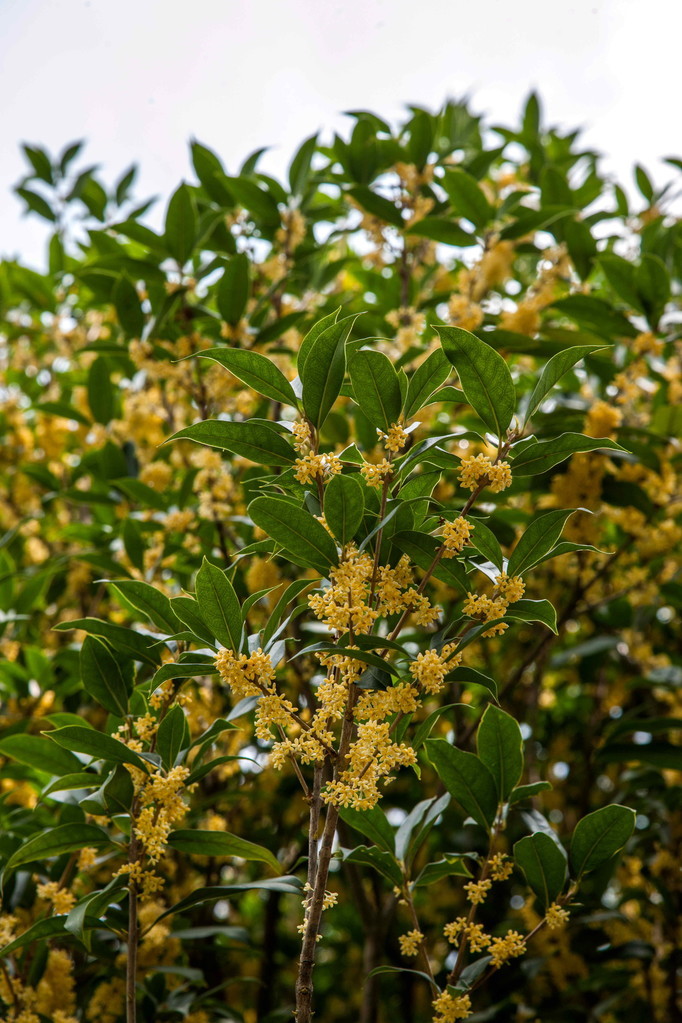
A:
[
  {"left": 113, "top": 275, "right": 144, "bottom": 337},
  {"left": 3, "top": 823, "right": 112, "bottom": 874},
  {"left": 0, "top": 733, "right": 82, "bottom": 777},
  {"left": 514, "top": 832, "right": 567, "bottom": 909},
  {"left": 348, "top": 348, "right": 403, "bottom": 432},
  {"left": 196, "top": 348, "right": 297, "bottom": 406},
  {"left": 467, "top": 518, "right": 504, "bottom": 570},
  {"left": 424, "top": 739, "right": 498, "bottom": 830},
  {"left": 53, "top": 618, "right": 162, "bottom": 665},
  {"left": 195, "top": 557, "right": 242, "bottom": 651},
  {"left": 525, "top": 345, "right": 609, "bottom": 423},
  {"left": 443, "top": 666, "right": 498, "bottom": 700},
  {"left": 404, "top": 348, "right": 452, "bottom": 419},
  {"left": 157, "top": 705, "right": 189, "bottom": 769},
  {"left": 507, "top": 509, "right": 578, "bottom": 577},
  {"left": 249, "top": 496, "right": 338, "bottom": 574},
  {"left": 168, "top": 829, "right": 281, "bottom": 874},
  {"left": 301, "top": 315, "right": 354, "bottom": 428},
  {"left": 169, "top": 419, "right": 296, "bottom": 465},
  {"left": 217, "top": 253, "right": 250, "bottom": 325},
  {"left": 512, "top": 433, "right": 625, "bottom": 476},
  {"left": 80, "top": 636, "right": 131, "bottom": 716},
  {"left": 164, "top": 182, "right": 197, "bottom": 264},
  {"left": 49, "top": 725, "right": 150, "bottom": 770},
  {"left": 477, "top": 705, "right": 524, "bottom": 801},
  {"left": 438, "top": 325, "right": 515, "bottom": 436},
  {"left": 569, "top": 804, "right": 636, "bottom": 878},
  {"left": 510, "top": 781, "right": 552, "bottom": 804},
  {"left": 109, "top": 579, "right": 183, "bottom": 634},
  {"left": 441, "top": 167, "right": 493, "bottom": 227},
  {"left": 87, "top": 357, "right": 115, "bottom": 425},
  {"left": 413, "top": 855, "right": 472, "bottom": 886},
  {"left": 504, "top": 597, "right": 558, "bottom": 633},
  {"left": 324, "top": 472, "right": 365, "bottom": 544},
  {"left": 339, "top": 845, "right": 403, "bottom": 887}
]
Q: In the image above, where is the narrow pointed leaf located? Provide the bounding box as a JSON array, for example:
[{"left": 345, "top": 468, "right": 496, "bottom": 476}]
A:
[
  {"left": 169, "top": 420, "right": 296, "bottom": 465},
  {"left": 196, "top": 348, "right": 297, "bottom": 407},
  {"left": 477, "top": 705, "right": 524, "bottom": 801},
  {"left": 438, "top": 325, "right": 515, "bottom": 436},
  {"left": 514, "top": 832, "right": 567, "bottom": 909},
  {"left": 569, "top": 804, "right": 636, "bottom": 878},
  {"left": 424, "top": 739, "right": 498, "bottom": 830},
  {"left": 195, "top": 557, "right": 242, "bottom": 651},
  {"left": 249, "top": 496, "right": 338, "bottom": 574}
]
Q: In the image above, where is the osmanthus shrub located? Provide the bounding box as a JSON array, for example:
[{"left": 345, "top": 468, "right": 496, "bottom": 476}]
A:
[{"left": 0, "top": 94, "right": 680, "bottom": 1023}]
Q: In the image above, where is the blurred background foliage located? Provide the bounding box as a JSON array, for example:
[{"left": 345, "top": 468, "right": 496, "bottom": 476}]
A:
[{"left": 0, "top": 93, "right": 681, "bottom": 1022}]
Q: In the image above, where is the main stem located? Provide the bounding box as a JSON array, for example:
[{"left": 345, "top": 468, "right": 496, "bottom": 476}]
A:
[{"left": 295, "top": 686, "right": 358, "bottom": 1021}]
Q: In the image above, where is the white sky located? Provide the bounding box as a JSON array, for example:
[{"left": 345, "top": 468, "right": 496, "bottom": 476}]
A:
[{"left": 2, "top": 0, "right": 680, "bottom": 268}]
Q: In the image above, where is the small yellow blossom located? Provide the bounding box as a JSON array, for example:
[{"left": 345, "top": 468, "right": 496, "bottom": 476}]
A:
[
  {"left": 489, "top": 852, "right": 514, "bottom": 881},
  {"left": 399, "top": 929, "right": 424, "bottom": 956},
  {"left": 442, "top": 516, "right": 473, "bottom": 557},
  {"left": 489, "top": 929, "right": 526, "bottom": 967},
  {"left": 380, "top": 422, "right": 409, "bottom": 453},
  {"left": 494, "top": 572, "right": 525, "bottom": 603},
  {"left": 432, "top": 989, "right": 472, "bottom": 1021},
  {"left": 294, "top": 452, "right": 343, "bottom": 485},
  {"left": 361, "top": 459, "right": 393, "bottom": 487},
  {"left": 458, "top": 453, "right": 512, "bottom": 493},
  {"left": 545, "top": 902, "right": 570, "bottom": 930},
  {"left": 463, "top": 878, "right": 493, "bottom": 905}
]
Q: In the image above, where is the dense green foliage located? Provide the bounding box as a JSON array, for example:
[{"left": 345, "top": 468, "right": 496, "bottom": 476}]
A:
[{"left": 0, "top": 94, "right": 681, "bottom": 1023}]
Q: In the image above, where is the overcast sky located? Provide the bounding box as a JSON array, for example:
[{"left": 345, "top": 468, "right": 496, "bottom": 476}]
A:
[{"left": 2, "top": 0, "right": 680, "bottom": 268}]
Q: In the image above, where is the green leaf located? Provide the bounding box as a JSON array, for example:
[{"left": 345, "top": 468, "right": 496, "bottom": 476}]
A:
[
  {"left": 338, "top": 804, "right": 395, "bottom": 854},
  {"left": 113, "top": 275, "right": 144, "bottom": 337},
  {"left": 347, "top": 186, "right": 404, "bottom": 228},
  {"left": 0, "top": 916, "right": 68, "bottom": 958},
  {"left": 3, "top": 824, "right": 111, "bottom": 874},
  {"left": 443, "top": 666, "right": 498, "bottom": 700},
  {"left": 87, "top": 357, "right": 115, "bottom": 425},
  {"left": 424, "top": 739, "right": 498, "bottom": 830},
  {"left": 301, "top": 315, "right": 355, "bottom": 428},
  {"left": 249, "top": 496, "right": 338, "bottom": 574},
  {"left": 395, "top": 793, "right": 450, "bottom": 866},
  {"left": 438, "top": 325, "right": 515, "bottom": 436},
  {"left": 509, "top": 781, "right": 552, "bottom": 804},
  {"left": 514, "top": 832, "right": 567, "bottom": 909},
  {"left": 391, "top": 531, "right": 469, "bottom": 594},
  {"left": 169, "top": 420, "right": 296, "bottom": 465},
  {"left": 637, "top": 253, "right": 670, "bottom": 328},
  {"left": 324, "top": 473, "right": 365, "bottom": 544},
  {"left": 164, "top": 182, "right": 197, "bottom": 264},
  {"left": 168, "top": 829, "right": 281, "bottom": 874},
  {"left": 196, "top": 348, "right": 297, "bottom": 407},
  {"left": 413, "top": 855, "right": 472, "bottom": 886},
  {"left": 348, "top": 349, "right": 403, "bottom": 432},
  {"left": 22, "top": 143, "right": 54, "bottom": 182},
  {"left": 599, "top": 255, "right": 643, "bottom": 312},
  {"left": 0, "top": 734, "right": 82, "bottom": 777},
  {"left": 289, "top": 133, "right": 318, "bottom": 196},
  {"left": 339, "top": 845, "right": 403, "bottom": 887},
  {"left": 225, "top": 175, "right": 281, "bottom": 226},
  {"left": 16, "top": 187, "right": 55, "bottom": 222},
  {"left": 195, "top": 557, "right": 242, "bottom": 651},
  {"left": 569, "top": 805, "right": 636, "bottom": 878},
  {"left": 507, "top": 509, "right": 578, "bottom": 577},
  {"left": 151, "top": 661, "right": 218, "bottom": 688},
  {"left": 504, "top": 598, "right": 558, "bottom": 634},
  {"left": 477, "top": 705, "right": 524, "bottom": 801},
  {"left": 405, "top": 217, "right": 475, "bottom": 246},
  {"left": 156, "top": 876, "right": 303, "bottom": 923},
  {"left": 109, "top": 580, "right": 183, "bottom": 634},
  {"left": 467, "top": 518, "right": 504, "bottom": 570},
  {"left": 512, "top": 433, "right": 625, "bottom": 476},
  {"left": 80, "top": 636, "right": 131, "bottom": 716},
  {"left": 53, "top": 618, "right": 162, "bottom": 665},
  {"left": 404, "top": 348, "right": 452, "bottom": 419},
  {"left": 65, "top": 876, "right": 127, "bottom": 945},
  {"left": 441, "top": 167, "right": 493, "bottom": 228},
  {"left": 217, "top": 253, "right": 250, "bottom": 325},
  {"left": 157, "top": 705, "right": 189, "bottom": 769},
  {"left": 551, "top": 295, "right": 638, "bottom": 339},
  {"left": 171, "top": 596, "right": 216, "bottom": 645},
  {"left": 49, "top": 726, "right": 150, "bottom": 770}
]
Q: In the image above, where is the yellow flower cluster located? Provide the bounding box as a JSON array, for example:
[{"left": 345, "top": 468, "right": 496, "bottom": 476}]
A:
[
  {"left": 361, "top": 458, "right": 394, "bottom": 487},
  {"left": 488, "top": 929, "right": 526, "bottom": 967},
  {"left": 432, "top": 990, "right": 472, "bottom": 1021},
  {"left": 410, "top": 644, "right": 462, "bottom": 694},
  {"left": 294, "top": 452, "right": 343, "bottom": 485},
  {"left": 133, "top": 765, "right": 191, "bottom": 863},
  {"left": 489, "top": 852, "right": 514, "bottom": 881},
  {"left": 36, "top": 880, "right": 76, "bottom": 915},
  {"left": 385, "top": 306, "right": 427, "bottom": 349},
  {"left": 494, "top": 572, "right": 525, "bottom": 603},
  {"left": 441, "top": 516, "right": 473, "bottom": 557},
  {"left": 309, "top": 547, "right": 378, "bottom": 635},
  {"left": 584, "top": 400, "right": 622, "bottom": 439},
  {"left": 324, "top": 720, "right": 417, "bottom": 810},
  {"left": 458, "top": 454, "right": 512, "bottom": 493},
  {"left": 292, "top": 420, "right": 312, "bottom": 452},
  {"left": 464, "top": 878, "right": 493, "bottom": 904},
  {"left": 379, "top": 422, "right": 409, "bottom": 452},
  {"left": 398, "top": 929, "right": 424, "bottom": 956},
  {"left": 462, "top": 593, "right": 509, "bottom": 636},
  {"left": 444, "top": 917, "right": 491, "bottom": 952},
  {"left": 545, "top": 902, "right": 570, "bottom": 929},
  {"left": 276, "top": 207, "right": 306, "bottom": 251}
]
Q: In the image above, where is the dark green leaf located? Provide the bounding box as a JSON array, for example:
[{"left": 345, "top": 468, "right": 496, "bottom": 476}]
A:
[
  {"left": 504, "top": 598, "right": 558, "bottom": 633},
  {"left": 169, "top": 420, "right": 296, "bottom": 465},
  {"left": 443, "top": 666, "right": 498, "bottom": 700},
  {"left": 507, "top": 509, "right": 578, "bottom": 577},
  {"left": 301, "top": 315, "right": 355, "bottom": 428},
  {"left": 569, "top": 804, "right": 636, "bottom": 878},
  {"left": 4, "top": 824, "right": 111, "bottom": 874},
  {"left": 53, "top": 618, "right": 162, "bottom": 665},
  {"left": 424, "top": 739, "right": 498, "bottom": 830},
  {"left": 249, "top": 497, "right": 338, "bottom": 574},
  {"left": 324, "top": 473, "right": 365, "bottom": 544},
  {"left": 49, "top": 726, "right": 149, "bottom": 770},
  {"left": 348, "top": 348, "right": 403, "bottom": 432},
  {"left": 164, "top": 183, "right": 197, "bottom": 264},
  {"left": 157, "top": 705, "right": 189, "bottom": 769},
  {"left": 404, "top": 348, "right": 452, "bottom": 419},
  {"left": 196, "top": 348, "right": 297, "bottom": 407},
  {"left": 87, "top": 357, "right": 115, "bottom": 425},
  {"left": 405, "top": 218, "right": 474, "bottom": 246},
  {"left": 217, "top": 253, "right": 250, "bottom": 325},
  {"left": 512, "top": 433, "right": 625, "bottom": 476},
  {"left": 168, "top": 829, "right": 281, "bottom": 874},
  {"left": 109, "top": 580, "right": 183, "bottom": 634},
  {"left": 438, "top": 325, "right": 515, "bottom": 436},
  {"left": 80, "top": 636, "right": 131, "bottom": 716},
  {"left": 195, "top": 557, "right": 242, "bottom": 651},
  {"left": 509, "top": 781, "right": 552, "bottom": 804},
  {"left": 477, "top": 705, "right": 524, "bottom": 801},
  {"left": 514, "top": 832, "right": 567, "bottom": 909},
  {"left": 441, "top": 167, "right": 493, "bottom": 228},
  {"left": 113, "top": 275, "right": 144, "bottom": 337},
  {"left": 0, "top": 734, "right": 82, "bottom": 777}
]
